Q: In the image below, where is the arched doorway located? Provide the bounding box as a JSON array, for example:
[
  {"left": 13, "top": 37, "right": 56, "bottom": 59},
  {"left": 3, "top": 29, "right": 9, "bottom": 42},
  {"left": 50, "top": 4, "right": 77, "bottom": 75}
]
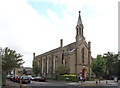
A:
[{"left": 82, "top": 68, "right": 87, "bottom": 77}]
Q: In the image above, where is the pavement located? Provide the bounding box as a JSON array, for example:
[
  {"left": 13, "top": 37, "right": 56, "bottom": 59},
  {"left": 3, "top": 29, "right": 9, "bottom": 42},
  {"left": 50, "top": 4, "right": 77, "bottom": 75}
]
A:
[
  {"left": 66, "top": 80, "right": 119, "bottom": 86},
  {"left": 47, "top": 80, "right": 119, "bottom": 86},
  {"left": 1, "top": 79, "right": 120, "bottom": 88}
]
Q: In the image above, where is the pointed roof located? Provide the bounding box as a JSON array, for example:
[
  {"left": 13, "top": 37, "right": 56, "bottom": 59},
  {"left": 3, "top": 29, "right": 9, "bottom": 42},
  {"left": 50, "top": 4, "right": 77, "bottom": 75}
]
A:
[{"left": 77, "top": 11, "right": 83, "bottom": 26}]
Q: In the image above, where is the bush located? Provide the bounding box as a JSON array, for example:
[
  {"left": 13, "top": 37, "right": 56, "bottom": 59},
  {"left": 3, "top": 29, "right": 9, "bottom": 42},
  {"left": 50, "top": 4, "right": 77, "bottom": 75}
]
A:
[
  {"left": 100, "top": 77, "right": 103, "bottom": 80},
  {"left": 69, "top": 76, "right": 77, "bottom": 82},
  {"left": 57, "top": 75, "right": 66, "bottom": 81},
  {"left": 46, "top": 77, "right": 55, "bottom": 80},
  {"left": 84, "top": 77, "right": 96, "bottom": 81},
  {"left": 85, "top": 77, "right": 90, "bottom": 81},
  {"left": 61, "top": 74, "right": 77, "bottom": 82}
]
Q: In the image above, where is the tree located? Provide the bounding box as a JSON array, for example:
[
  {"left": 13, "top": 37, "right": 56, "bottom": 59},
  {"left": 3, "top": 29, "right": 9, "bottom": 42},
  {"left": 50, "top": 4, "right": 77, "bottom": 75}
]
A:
[
  {"left": 55, "top": 64, "right": 70, "bottom": 75},
  {"left": 1, "top": 47, "right": 24, "bottom": 86},
  {"left": 103, "top": 52, "right": 118, "bottom": 79},
  {"left": 17, "top": 70, "right": 23, "bottom": 76},
  {"left": 32, "top": 61, "right": 40, "bottom": 76},
  {"left": 2, "top": 47, "right": 24, "bottom": 71},
  {"left": 23, "top": 69, "right": 27, "bottom": 75},
  {"left": 91, "top": 55, "right": 106, "bottom": 79},
  {"left": 118, "top": 60, "right": 120, "bottom": 78}
]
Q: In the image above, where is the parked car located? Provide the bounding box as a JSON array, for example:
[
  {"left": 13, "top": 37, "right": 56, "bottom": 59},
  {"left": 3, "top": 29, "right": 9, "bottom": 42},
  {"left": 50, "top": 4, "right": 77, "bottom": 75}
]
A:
[
  {"left": 16, "top": 76, "right": 21, "bottom": 83},
  {"left": 20, "top": 76, "right": 31, "bottom": 84},
  {"left": 10, "top": 75, "right": 15, "bottom": 81},
  {"left": 15, "top": 76, "right": 20, "bottom": 82},
  {"left": 6, "top": 75, "right": 12, "bottom": 80},
  {"left": 28, "top": 76, "right": 35, "bottom": 81},
  {"left": 34, "top": 76, "right": 46, "bottom": 82},
  {"left": 11, "top": 75, "right": 20, "bottom": 82}
]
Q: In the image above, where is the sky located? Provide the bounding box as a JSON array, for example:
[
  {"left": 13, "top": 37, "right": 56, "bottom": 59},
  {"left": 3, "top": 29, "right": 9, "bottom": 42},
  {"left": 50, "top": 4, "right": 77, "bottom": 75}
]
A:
[{"left": 0, "top": 0, "right": 119, "bottom": 67}]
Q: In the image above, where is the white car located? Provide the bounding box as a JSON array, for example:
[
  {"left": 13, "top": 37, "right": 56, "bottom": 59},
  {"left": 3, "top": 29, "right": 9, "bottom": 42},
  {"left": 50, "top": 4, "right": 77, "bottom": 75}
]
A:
[{"left": 28, "top": 76, "right": 35, "bottom": 81}]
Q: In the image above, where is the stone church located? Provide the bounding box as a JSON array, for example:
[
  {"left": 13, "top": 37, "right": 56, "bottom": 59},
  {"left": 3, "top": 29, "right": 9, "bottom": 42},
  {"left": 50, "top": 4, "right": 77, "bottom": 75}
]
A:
[{"left": 33, "top": 11, "right": 93, "bottom": 77}]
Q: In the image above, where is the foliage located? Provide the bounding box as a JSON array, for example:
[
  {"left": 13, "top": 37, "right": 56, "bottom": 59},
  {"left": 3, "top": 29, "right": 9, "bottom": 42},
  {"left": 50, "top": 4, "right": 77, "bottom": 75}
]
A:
[
  {"left": 62, "top": 74, "right": 76, "bottom": 77},
  {"left": 1, "top": 47, "right": 24, "bottom": 86},
  {"left": 67, "top": 76, "right": 76, "bottom": 82},
  {"left": 46, "top": 77, "right": 55, "bottom": 80},
  {"left": 55, "top": 64, "right": 70, "bottom": 75},
  {"left": 90, "top": 55, "right": 106, "bottom": 79},
  {"left": 57, "top": 75, "right": 77, "bottom": 82},
  {"left": 118, "top": 60, "right": 120, "bottom": 78},
  {"left": 17, "top": 70, "right": 23, "bottom": 76},
  {"left": 57, "top": 75, "right": 66, "bottom": 80},
  {"left": 2, "top": 47, "right": 24, "bottom": 72},
  {"left": 103, "top": 52, "right": 119, "bottom": 79},
  {"left": 61, "top": 74, "right": 77, "bottom": 81},
  {"left": 23, "top": 69, "right": 27, "bottom": 75},
  {"left": 99, "top": 77, "right": 103, "bottom": 80},
  {"left": 85, "top": 77, "right": 90, "bottom": 81},
  {"left": 32, "top": 61, "right": 40, "bottom": 76},
  {"left": 85, "top": 77, "right": 95, "bottom": 81}
]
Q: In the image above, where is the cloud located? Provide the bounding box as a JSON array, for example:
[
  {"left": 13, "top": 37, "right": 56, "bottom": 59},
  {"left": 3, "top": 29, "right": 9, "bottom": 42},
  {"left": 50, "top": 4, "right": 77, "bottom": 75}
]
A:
[
  {"left": 0, "top": 0, "right": 76, "bottom": 67},
  {"left": 0, "top": 0, "right": 59, "bottom": 67},
  {"left": 58, "top": 0, "right": 118, "bottom": 54},
  {"left": 0, "top": 0, "right": 118, "bottom": 67}
]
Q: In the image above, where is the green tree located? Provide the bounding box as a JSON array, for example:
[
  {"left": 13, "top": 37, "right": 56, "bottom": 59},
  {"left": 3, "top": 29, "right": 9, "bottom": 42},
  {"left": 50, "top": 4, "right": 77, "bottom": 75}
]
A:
[
  {"left": 55, "top": 64, "right": 70, "bottom": 75},
  {"left": 118, "top": 60, "right": 120, "bottom": 78},
  {"left": 103, "top": 52, "right": 118, "bottom": 79},
  {"left": 17, "top": 70, "right": 23, "bottom": 76},
  {"left": 1, "top": 47, "right": 24, "bottom": 86},
  {"left": 91, "top": 55, "right": 106, "bottom": 79},
  {"left": 32, "top": 61, "right": 40, "bottom": 76},
  {"left": 23, "top": 69, "right": 27, "bottom": 75}
]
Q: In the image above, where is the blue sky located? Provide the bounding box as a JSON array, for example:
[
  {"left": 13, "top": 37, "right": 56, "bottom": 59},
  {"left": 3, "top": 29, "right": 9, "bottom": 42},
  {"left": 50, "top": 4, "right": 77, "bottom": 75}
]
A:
[
  {"left": 27, "top": 1, "right": 65, "bottom": 18},
  {"left": 0, "top": 0, "right": 119, "bottom": 67}
]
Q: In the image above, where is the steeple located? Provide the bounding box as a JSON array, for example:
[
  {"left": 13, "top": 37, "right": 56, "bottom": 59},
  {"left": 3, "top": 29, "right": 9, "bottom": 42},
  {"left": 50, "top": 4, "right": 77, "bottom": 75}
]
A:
[
  {"left": 76, "top": 11, "right": 84, "bottom": 42},
  {"left": 77, "top": 11, "right": 83, "bottom": 27}
]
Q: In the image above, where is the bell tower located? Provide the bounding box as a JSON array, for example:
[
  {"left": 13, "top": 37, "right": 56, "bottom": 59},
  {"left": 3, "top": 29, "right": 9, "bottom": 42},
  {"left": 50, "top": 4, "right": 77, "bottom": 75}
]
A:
[{"left": 76, "top": 11, "right": 85, "bottom": 43}]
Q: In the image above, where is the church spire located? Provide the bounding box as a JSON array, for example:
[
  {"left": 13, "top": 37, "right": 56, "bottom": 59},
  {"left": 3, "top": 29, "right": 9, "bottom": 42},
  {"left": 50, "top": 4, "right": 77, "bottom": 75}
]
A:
[
  {"left": 76, "top": 11, "right": 84, "bottom": 36},
  {"left": 77, "top": 11, "right": 83, "bottom": 27},
  {"left": 76, "top": 11, "right": 85, "bottom": 42}
]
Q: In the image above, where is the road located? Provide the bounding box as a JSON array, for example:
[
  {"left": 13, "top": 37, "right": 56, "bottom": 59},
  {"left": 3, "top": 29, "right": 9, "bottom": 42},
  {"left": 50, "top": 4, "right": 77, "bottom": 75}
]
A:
[{"left": 2, "top": 79, "right": 120, "bottom": 88}]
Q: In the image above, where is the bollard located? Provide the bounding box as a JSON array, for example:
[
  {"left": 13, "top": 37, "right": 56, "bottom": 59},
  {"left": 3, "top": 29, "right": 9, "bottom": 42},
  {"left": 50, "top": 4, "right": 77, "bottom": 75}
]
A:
[
  {"left": 106, "top": 80, "right": 108, "bottom": 84},
  {"left": 20, "top": 79, "right": 22, "bottom": 88},
  {"left": 96, "top": 81, "right": 98, "bottom": 84}
]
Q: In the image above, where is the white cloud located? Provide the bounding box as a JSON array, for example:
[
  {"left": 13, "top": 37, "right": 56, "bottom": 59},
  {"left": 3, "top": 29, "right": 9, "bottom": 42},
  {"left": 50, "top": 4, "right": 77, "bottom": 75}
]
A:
[
  {"left": 57, "top": 0, "right": 118, "bottom": 57},
  {"left": 0, "top": 0, "right": 61, "bottom": 67},
  {"left": 0, "top": 0, "right": 119, "bottom": 67}
]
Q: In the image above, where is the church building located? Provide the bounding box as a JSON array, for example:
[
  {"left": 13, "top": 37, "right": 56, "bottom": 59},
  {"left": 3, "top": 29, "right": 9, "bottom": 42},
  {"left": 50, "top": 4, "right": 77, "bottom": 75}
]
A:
[{"left": 33, "top": 11, "right": 93, "bottom": 77}]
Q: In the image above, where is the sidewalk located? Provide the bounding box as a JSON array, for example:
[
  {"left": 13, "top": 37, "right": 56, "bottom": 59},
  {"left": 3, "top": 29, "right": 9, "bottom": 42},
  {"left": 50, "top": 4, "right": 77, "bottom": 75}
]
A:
[
  {"left": 1, "top": 80, "right": 27, "bottom": 88},
  {"left": 66, "top": 80, "right": 119, "bottom": 86},
  {"left": 47, "top": 79, "right": 119, "bottom": 86},
  {"left": 1, "top": 79, "right": 120, "bottom": 88}
]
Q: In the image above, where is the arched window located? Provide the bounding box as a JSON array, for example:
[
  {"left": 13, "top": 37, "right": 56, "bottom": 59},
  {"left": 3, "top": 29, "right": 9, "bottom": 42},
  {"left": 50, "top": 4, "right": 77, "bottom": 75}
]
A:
[
  {"left": 82, "top": 48, "right": 84, "bottom": 63},
  {"left": 38, "top": 60, "right": 40, "bottom": 66},
  {"left": 65, "top": 58, "right": 67, "bottom": 65},
  {"left": 62, "top": 50, "right": 64, "bottom": 64},
  {"left": 55, "top": 56, "right": 58, "bottom": 69},
  {"left": 48, "top": 58, "right": 52, "bottom": 73},
  {"left": 79, "top": 27, "right": 81, "bottom": 35},
  {"left": 77, "top": 28, "right": 79, "bottom": 35},
  {"left": 43, "top": 59, "right": 46, "bottom": 73}
]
